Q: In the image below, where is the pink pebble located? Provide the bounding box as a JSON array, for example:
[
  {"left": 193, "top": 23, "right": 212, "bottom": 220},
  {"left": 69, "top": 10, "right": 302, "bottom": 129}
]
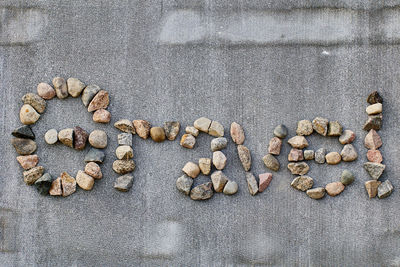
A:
[{"left": 259, "top": 173, "right": 273, "bottom": 192}]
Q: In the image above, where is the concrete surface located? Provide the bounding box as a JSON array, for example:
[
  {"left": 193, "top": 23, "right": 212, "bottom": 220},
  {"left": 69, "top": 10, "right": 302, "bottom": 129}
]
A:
[{"left": 1, "top": 1, "right": 400, "bottom": 266}]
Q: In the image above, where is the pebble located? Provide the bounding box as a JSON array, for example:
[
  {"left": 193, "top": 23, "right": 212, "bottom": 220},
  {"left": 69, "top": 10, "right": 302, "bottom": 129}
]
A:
[
  {"left": 118, "top": 133, "right": 132, "bottom": 146},
  {"left": 208, "top": 121, "right": 224, "bottom": 137},
  {"left": 363, "top": 114, "right": 382, "bottom": 131},
  {"left": 34, "top": 173, "right": 52, "bottom": 195},
  {"left": 288, "top": 148, "right": 304, "bottom": 162},
  {"left": 230, "top": 122, "right": 245, "bottom": 145},
  {"left": 87, "top": 90, "right": 109, "bottom": 112},
  {"left": 164, "top": 121, "right": 180, "bottom": 141},
  {"left": 287, "top": 162, "right": 309, "bottom": 175},
  {"left": 312, "top": 117, "right": 329, "bottom": 136},
  {"left": 211, "top": 171, "right": 228, "bottom": 192},
  {"left": 61, "top": 172, "right": 76, "bottom": 197},
  {"left": 182, "top": 162, "right": 200, "bottom": 178},
  {"left": 304, "top": 150, "right": 315, "bottom": 160},
  {"left": 341, "top": 170, "right": 355, "bottom": 185},
  {"left": 378, "top": 180, "right": 393, "bottom": 199},
  {"left": 364, "top": 162, "right": 385, "bottom": 180},
  {"left": 58, "top": 128, "right": 74, "bottom": 147},
  {"left": 133, "top": 120, "right": 151, "bottom": 139},
  {"left": 176, "top": 175, "right": 193, "bottom": 195},
  {"left": 52, "top": 77, "right": 68, "bottom": 99},
  {"left": 114, "top": 174, "right": 134, "bottom": 192},
  {"left": 37, "top": 82, "right": 56, "bottom": 99},
  {"left": 339, "top": 130, "right": 356, "bottom": 144},
  {"left": 89, "top": 130, "right": 107, "bottom": 148},
  {"left": 325, "top": 182, "right": 345, "bottom": 197},
  {"left": 114, "top": 119, "right": 135, "bottom": 133},
  {"left": 325, "top": 152, "right": 341, "bottom": 165},
  {"left": 194, "top": 117, "right": 212, "bottom": 133},
  {"left": 315, "top": 148, "right": 327, "bottom": 164},
  {"left": 22, "top": 93, "right": 46, "bottom": 113},
  {"left": 116, "top": 145, "right": 133, "bottom": 159},
  {"left": 291, "top": 176, "right": 313, "bottom": 191},
  {"left": 296, "top": 120, "right": 313, "bottom": 136},
  {"left": 76, "top": 170, "right": 94, "bottom": 190},
  {"left": 258, "top": 173, "right": 272, "bottom": 193},
  {"left": 262, "top": 154, "right": 280, "bottom": 172},
  {"left": 366, "top": 103, "right": 382, "bottom": 115},
  {"left": 84, "top": 148, "right": 105, "bottom": 163},
  {"left": 12, "top": 125, "right": 35, "bottom": 140},
  {"left": 223, "top": 181, "right": 238, "bottom": 195},
  {"left": 190, "top": 182, "right": 213, "bottom": 200},
  {"left": 11, "top": 138, "right": 37, "bottom": 155},
  {"left": 81, "top": 84, "right": 100, "bottom": 106},
  {"left": 367, "top": 91, "right": 383, "bottom": 104},
  {"left": 44, "top": 129, "right": 58, "bottom": 144},
  {"left": 150, "top": 127, "right": 166, "bottom": 142},
  {"left": 367, "top": 150, "right": 383, "bottom": 163},
  {"left": 246, "top": 172, "right": 258, "bottom": 196},
  {"left": 84, "top": 162, "right": 102, "bottom": 179},
  {"left": 365, "top": 180, "right": 381, "bottom": 198},
  {"left": 180, "top": 134, "right": 196, "bottom": 149},
  {"left": 49, "top": 177, "right": 62, "bottom": 196},
  {"left": 199, "top": 158, "right": 211, "bottom": 175},
  {"left": 327, "top": 121, "right": 343, "bottom": 136},
  {"left": 340, "top": 144, "right": 358, "bottom": 162},
  {"left": 23, "top": 166, "right": 44, "bottom": 185},
  {"left": 16, "top": 155, "right": 38, "bottom": 170},
  {"left": 113, "top": 160, "right": 136, "bottom": 174},
  {"left": 213, "top": 151, "right": 227, "bottom": 170},
  {"left": 74, "top": 126, "right": 89, "bottom": 150},
  {"left": 211, "top": 137, "right": 228, "bottom": 151},
  {"left": 306, "top": 187, "right": 325, "bottom": 199},
  {"left": 237, "top": 145, "right": 251, "bottom": 171},
  {"left": 268, "top": 137, "right": 282, "bottom": 155},
  {"left": 20, "top": 104, "right": 40, "bottom": 125},
  {"left": 93, "top": 109, "right": 111, "bottom": 123},
  {"left": 274, "top": 124, "right": 288, "bottom": 139},
  {"left": 67, "top": 78, "right": 85, "bottom": 97},
  {"left": 288, "top": 136, "right": 309, "bottom": 149},
  {"left": 364, "top": 129, "right": 382, "bottom": 150},
  {"left": 185, "top": 126, "right": 199, "bottom": 137}
]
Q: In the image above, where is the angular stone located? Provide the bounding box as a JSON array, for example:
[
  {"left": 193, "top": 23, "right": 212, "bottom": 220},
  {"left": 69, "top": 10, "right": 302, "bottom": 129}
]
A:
[
  {"left": 312, "top": 117, "right": 329, "bottom": 136},
  {"left": 288, "top": 148, "right": 304, "bottom": 162},
  {"left": 190, "top": 182, "right": 213, "bottom": 200},
  {"left": 325, "top": 152, "right": 341, "bottom": 165},
  {"left": 378, "top": 180, "right": 393, "bottom": 199},
  {"left": 58, "top": 128, "right": 74, "bottom": 147},
  {"left": 211, "top": 171, "right": 228, "bottom": 192},
  {"left": 274, "top": 124, "right": 288, "bottom": 139},
  {"left": 268, "top": 137, "right": 282, "bottom": 155},
  {"left": 262, "top": 154, "right": 280, "bottom": 172},
  {"left": 213, "top": 151, "right": 227, "bottom": 170},
  {"left": 306, "top": 187, "right": 325, "bottom": 199},
  {"left": 12, "top": 125, "right": 35, "bottom": 140},
  {"left": 23, "top": 166, "right": 44, "bottom": 185},
  {"left": 185, "top": 126, "right": 199, "bottom": 137},
  {"left": 118, "top": 133, "right": 132, "bottom": 146},
  {"left": 291, "top": 176, "right": 313, "bottom": 191},
  {"left": 93, "top": 109, "right": 111, "bottom": 123},
  {"left": 223, "top": 181, "right": 238, "bottom": 195},
  {"left": 20, "top": 104, "right": 40, "bottom": 125},
  {"left": 340, "top": 144, "right": 358, "bottom": 162},
  {"left": 11, "top": 138, "right": 37, "bottom": 155},
  {"left": 16, "top": 155, "right": 38, "bottom": 170},
  {"left": 194, "top": 117, "right": 212, "bottom": 132},
  {"left": 133, "top": 120, "right": 151, "bottom": 139},
  {"left": 22, "top": 93, "right": 46, "bottom": 113},
  {"left": 182, "top": 162, "right": 200, "bottom": 178},
  {"left": 296, "top": 120, "right": 313, "bottom": 136},
  {"left": 367, "top": 150, "right": 383, "bottom": 163},
  {"left": 327, "top": 121, "right": 343, "bottom": 136},
  {"left": 364, "top": 129, "right": 382, "bottom": 150},
  {"left": 49, "top": 177, "right": 62, "bottom": 196},
  {"left": 113, "top": 160, "right": 135, "bottom": 174},
  {"left": 114, "top": 119, "right": 135, "bottom": 133},
  {"left": 89, "top": 130, "right": 107, "bottom": 148},
  {"left": 44, "top": 129, "right": 58, "bottom": 144},
  {"left": 304, "top": 150, "right": 315, "bottom": 160},
  {"left": 150, "top": 127, "right": 166, "bottom": 142},
  {"left": 366, "top": 103, "right": 382, "bottom": 115},
  {"left": 208, "top": 121, "right": 224, "bottom": 137},
  {"left": 76, "top": 170, "right": 94, "bottom": 191},
  {"left": 61, "top": 172, "right": 76, "bottom": 197},
  {"left": 37, "top": 82, "right": 56, "bottom": 100},
  {"left": 116, "top": 145, "right": 133, "bottom": 160},
  {"left": 363, "top": 114, "right": 382, "bottom": 131},
  {"left": 52, "top": 77, "right": 68, "bottom": 99},
  {"left": 85, "top": 162, "right": 102, "bottom": 179},
  {"left": 258, "top": 173, "right": 272, "bottom": 193},
  {"left": 34, "top": 173, "right": 53, "bottom": 195},
  {"left": 367, "top": 91, "right": 383, "bottom": 104},
  {"left": 287, "top": 162, "right": 309, "bottom": 175},
  {"left": 163, "top": 121, "right": 180, "bottom": 141},
  {"left": 339, "top": 130, "right": 356, "bottom": 144},
  {"left": 180, "top": 134, "right": 196, "bottom": 149},
  {"left": 81, "top": 84, "right": 101, "bottom": 106},
  {"left": 88, "top": 90, "right": 109, "bottom": 112},
  {"left": 176, "top": 174, "right": 193, "bottom": 195},
  {"left": 364, "top": 162, "right": 385, "bottom": 180},
  {"left": 67, "top": 78, "right": 85, "bottom": 97},
  {"left": 211, "top": 137, "right": 227, "bottom": 151},
  {"left": 199, "top": 158, "right": 211, "bottom": 175},
  {"left": 114, "top": 174, "right": 134, "bottom": 192},
  {"left": 365, "top": 180, "right": 381, "bottom": 198},
  {"left": 84, "top": 148, "right": 105, "bottom": 163},
  {"left": 74, "top": 126, "right": 89, "bottom": 150},
  {"left": 237, "top": 145, "right": 251, "bottom": 171},
  {"left": 315, "top": 148, "right": 327, "bottom": 164},
  {"left": 246, "top": 172, "right": 258, "bottom": 196},
  {"left": 288, "top": 136, "right": 309, "bottom": 149},
  {"left": 325, "top": 182, "right": 345, "bottom": 197},
  {"left": 341, "top": 170, "right": 355, "bottom": 186},
  {"left": 230, "top": 122, "right": 245, "bottom": 145}
]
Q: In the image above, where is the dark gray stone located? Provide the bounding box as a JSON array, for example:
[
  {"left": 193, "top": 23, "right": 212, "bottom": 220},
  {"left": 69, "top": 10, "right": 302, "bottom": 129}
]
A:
[
  {"left": 12, "top": 125, "right": 35, "bottom": 140},
  {"left": 114, "top": 174, "right": 134, "bottom": 192},
  {"left": 84, "top": 148, "right": 105, "bottom": 163},
  {"left": 273, "top": 124, "right": 288, "bottom": 139},
  {"left": 11, "top": 138, "right": 37, "bottom": 155},
  {"left": 34, "top": 173, "right": 53, "bottom": 195},
  {"left": 378, "top": 180, "right": 393, "bottom": 199}
]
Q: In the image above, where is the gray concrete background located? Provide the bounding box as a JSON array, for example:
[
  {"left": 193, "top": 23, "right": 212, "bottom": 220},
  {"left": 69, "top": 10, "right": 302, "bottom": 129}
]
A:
[{"left": 1, "top": 0, "right": 400, "bottom": 266}]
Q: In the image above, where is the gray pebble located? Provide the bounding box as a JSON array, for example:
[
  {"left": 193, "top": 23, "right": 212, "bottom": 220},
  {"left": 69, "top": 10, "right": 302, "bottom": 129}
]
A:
[
  {"left": 114, "top": 174, "right": 134, "bottom": 192},
  {"left": 45, "top": 129, "right": 58, "bottom": 145},
  {"left": 273, "top": 124, "right": 288, "bottom": 139},
  {"left": 304, "top": 150, "right": 315, "bottom": 160},
  {"left": 176, "top": 175, "right": 193, "bottom": 195},
  {"left": 81, "top": 84, "right": 100, "bottom": 106},
  {"left": 211, "top": 137, "right": 227, "bottom": 151},
  {"left": 118, "top": 133, "right": 132, "bottom": 146},
  {"left": 315, "top": 148, "right": 327, "bottom": 164},
  {"left": 84, "top": 148, "right": 105, "bottom": 163}
]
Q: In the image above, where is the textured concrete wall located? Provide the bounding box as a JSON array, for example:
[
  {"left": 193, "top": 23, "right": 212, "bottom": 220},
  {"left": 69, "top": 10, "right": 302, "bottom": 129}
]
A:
[{"left": 1, "top": 1, "right": 400, "bottom": 266}]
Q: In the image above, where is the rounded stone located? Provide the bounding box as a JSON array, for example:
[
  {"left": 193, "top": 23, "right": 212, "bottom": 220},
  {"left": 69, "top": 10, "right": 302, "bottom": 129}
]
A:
[
  {"left": 176, "top": 175, "right": 193, "bottom": 195},
  {"left": 304, "top": 150, "right": 315, "bottom": 160},
  {"left": 325, "top": 182, "right": 345, "bottom": 197},
  {"left": 93, "top": 109, "right": 111, "bottom": 123},
  {"left": 44, "top": 129, "right": 58, "bottom": 144},
  {"left": 230, "top": 122, "right": 245, "bottom": 145},
  {"left": 296, "top": 120, "right": 313, "bottom": 136},
  {"left": 37, "top": 82, "right": 56, "bottom": 99},
  {"left": 58, "top": 128, "right": 74, "bottom": 148},
  {"left": 20, "top": 104, "right": 40, "bottom": 125},
  {"left": 67, "top": 78, "right": 85, "bottom": 97},
  {"left": 22, "top": 93, "right": 46, "bottom": 113},
  {"left": 76, "top": 170, "right": 94, "bottom": 191},
  {"left": 81, "top": 84, "right": 100, "bottom": 106},
  {"left": 340, "top": 144, "right": 358, "bottom": 162},
  {"left": 180, "top": 134, "right": 196, "bottom": 149},
  {"left": 211, "top": 137, "right": 227, "bottom": 151},
  {"left": 262, "top": 154, "right": 280, "bottom": 172},
  {"left": 11, "top": 138, "right": 37, "bottom": 155},
  {"left": 194, "top": 117, "right": 212, "bottom": 132},
  {"left": 150, "top": 127, "right": 166, "bottom": 142},
  {"left": 223, "top": 180, "right": 238, "bottom": 195},
  {"left": 341, "top": 170, "right": 355, "bottom": 186},
  {"left": 366, "top": 103, "right": 382, "bottom": 115},
  {"left": 87, "top": 90, "right": 109, "bottom": 112},
  {"left": 274, "top": 124, "right": 288, "bottom": 139},
  {"left": 182, "top": 162, "right": 200, "bottom": 178},
  {"left": 89, "top": 130, "right": 107, "bottom": 148},
  {"left": 85, "top": 162, "right": 102, "bottom": 179},
  {"left": 213, "top": 151, "right": 227, "bottom": 170},
  {"left": 208, "top": 121, "right": 224, "bottom": 137},
  {"left": 325, "top": 152, "right": 341, "bottom": 165},
  {"left": 199, "top": 158, "right": 211, "bottom": 175},
  {"left": 52, "top": 77, "right": 68, "bottom": 99},
  {"left": 73, "top": 126, "right": 89, "bottom": 150},
  {"left": 116, "top": 145, "right": 133, "bottom": 160},
  {"left": 288, "top": 136, "right": 309, "bottom": 149},
  {"left": 315, "top": 148, "right": 327, "bottom": 164},
  {"left": 306, "top": 188, "right": 325, "bottom": 199},
  {"left": 163, "top": 121, "right": 180, "bottom": 141},
  {"left": 112, "top": 160, "right": 135, "bottom": 174}
]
